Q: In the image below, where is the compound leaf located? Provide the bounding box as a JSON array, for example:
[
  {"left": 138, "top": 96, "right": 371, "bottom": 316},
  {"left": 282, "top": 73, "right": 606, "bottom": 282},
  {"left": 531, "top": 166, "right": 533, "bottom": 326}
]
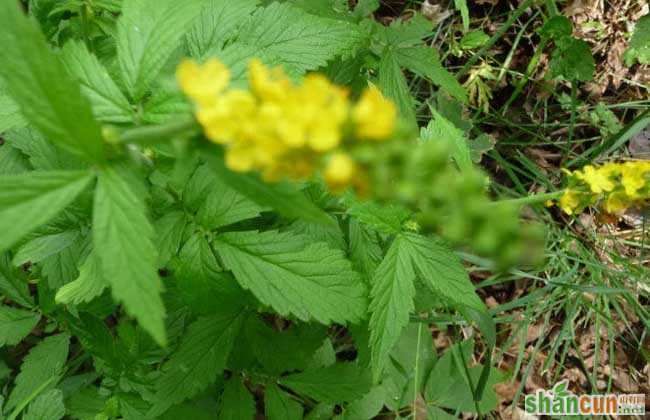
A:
[
  {"left": 93, "top": 166, "right": 165, "bottom": 345},
  {"left": 0, "top": 170, "right": 94, "bottom": 254},
  {"left": 214, "top": 230, "right": 368, "bottom": 325},
  {"left": 0, "top": 0, "right": 104, "bottom": 163}
]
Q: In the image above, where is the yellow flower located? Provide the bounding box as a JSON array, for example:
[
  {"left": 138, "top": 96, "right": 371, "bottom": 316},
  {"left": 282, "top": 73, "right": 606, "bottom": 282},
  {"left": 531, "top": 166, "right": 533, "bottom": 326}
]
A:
[
  {"left": 575, "top": 165, "right": 615, "bottom": 193},
  {"left": 353, "top": 86, "right": 396, "bottom": 140},
  {"left": 177, "top": 58, "right": 230, "bottom": 105},
  {"left": 197, "top": 90, "right": 256, "bottom": 144},
  {"left": 604, "top": 191, "right": 627, "bottom": 213},
  {"left": 248, "top": 59, "right": 292, "bottom": 103},
  {"left": 324, "top": 153, "right": 356, "bottom": 190},
  {"left": 559, "top": 189, "right": 581, "bottom": 214},
  {"left": 620, "top": 162, "right": 647, "bottom": 197}
]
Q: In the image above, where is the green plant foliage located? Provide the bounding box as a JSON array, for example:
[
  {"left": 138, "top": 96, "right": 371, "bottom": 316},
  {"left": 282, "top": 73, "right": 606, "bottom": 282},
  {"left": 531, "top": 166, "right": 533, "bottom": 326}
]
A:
[{"left": 0, "top": 1, "right": 517, "bottom": 418}]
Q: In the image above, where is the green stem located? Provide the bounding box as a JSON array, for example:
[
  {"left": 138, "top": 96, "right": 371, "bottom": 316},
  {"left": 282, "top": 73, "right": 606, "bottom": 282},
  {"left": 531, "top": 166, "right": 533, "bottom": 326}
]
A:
[
  {"left": 457, "top": 0, "right": 535, "bottom": 79},
  {"left": 111, "top": 117, "right": 199, "bottom": 146},
  {"left": 565, "top": 80, "right": 578, "bottom": 162},
  {"left": 491, "top": 190, "right": 564, "bottom": 207}
]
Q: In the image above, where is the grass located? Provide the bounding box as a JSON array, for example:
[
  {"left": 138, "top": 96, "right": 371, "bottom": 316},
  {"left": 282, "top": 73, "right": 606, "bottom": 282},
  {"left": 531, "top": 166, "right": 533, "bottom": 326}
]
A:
[{"left": 384, "top": 0, "right": 650, "bottom": 412}]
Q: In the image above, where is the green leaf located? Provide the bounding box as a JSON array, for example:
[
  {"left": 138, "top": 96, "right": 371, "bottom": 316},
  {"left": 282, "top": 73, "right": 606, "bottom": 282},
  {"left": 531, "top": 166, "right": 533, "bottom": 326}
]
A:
[
  {"left": 13, "top": 230, "right": 79, "bottom": 266},
  {"left": 548, "top": 37, "right": 595, "bottom": 82},
  {"left": 117, "top": 0, "right": 205, "bottom": 100},
  {"left": 369, "top": 236, "right": 416, "bottom": 381},
  {"left": 6, "top": 334, "right": 70, "bottom": 411},
  {"left": 0, "top": 0, "right": 105, "bottom": 163},
  {"left": 186, "top": 0, "right": 260, "bottom": 58},
  {"left": 348, "top": 219, "right": 383, "bottom": 281},
  {"left": 625, "top": 14, "right": 650, "bottom": 65},
  {"left": 395, "top": 47, "right": 467, "bottom": 103},
  {"left": 213, "top": 230, "right": 368, "bottom": 325},
  {"left": 539, "top": 15, "right": 572, "bottom": 40},
  {"left": 203, "top": 151, "right": 335, "bottom": 227},
  {"left": 403, "top": 233, "right": 486, "bottom": 313},
  {"left": 279, "top": 363, "right": 372, "bottom": 403},
  {"left": 343, "top": 386, "right": 385, "bottom": 420},
  {"left": 0, "top": 306, "right": 40, "bottom": 346},
  {"left": 378, "top": 50, "right": 416, "bottom": 127},
  {"left": 23, "top": 389, "right": 65, "bottom": 420},
  {"left": 148, "top": 311, "right": 244, "bottom": 417},
  {"left": 5, "top": 128, "right": 81, "bottom": 171},
  {"left": 0, "top": 170, "right": 94, "bottom": 254},
  {"left": 0, "top": 254, "right": 33, "bottom": 308},
  {"left": 174, "top": 233, "right": 249, "bottom": 315},
  {"left": 236, "top": 2, "right": 360, "bottom": 75},
  {"left": 155, "top": 211, "right": 188, "bottom": 267},
  {"left": 421, "top": 109, "right": 473, "bottom": 172},
  {"left": 185, "top": 164, "right": 265, "bottom": 229},
  {"left": 424, "top": 341, "right": 504, "bottom": 414},
  {"left": 61, "top": 40, "right": 134, "bottom": 123},
  {"left": 265, "top": 383, "right": 303, "bottom": 420},
  {"left": 460, "top": 30, "right": 490, "bottom": 50},
  {"left": 93, "top": 166, "right": 165, "bottom": 345},
  {"left": 346, "top": 200, "right": 411, "bottom": 235},
  {"left": 0, "top": 93, "right": 26, "bottom": 133},
  {"left": 55, "top": 252, "right": 107, "bottom": 305},
  {"left": 454, "top": 0, "right": 470, "bottom": 32},
  {"left": 218, "top": 376, "right": 255, "bottom": 420}
]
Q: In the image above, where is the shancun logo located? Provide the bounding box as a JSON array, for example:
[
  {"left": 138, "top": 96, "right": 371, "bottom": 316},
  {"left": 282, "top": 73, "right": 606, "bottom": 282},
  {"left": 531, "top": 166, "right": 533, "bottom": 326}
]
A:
[{"left": 524, "top": 381, "right": 645, "bottom": 416}]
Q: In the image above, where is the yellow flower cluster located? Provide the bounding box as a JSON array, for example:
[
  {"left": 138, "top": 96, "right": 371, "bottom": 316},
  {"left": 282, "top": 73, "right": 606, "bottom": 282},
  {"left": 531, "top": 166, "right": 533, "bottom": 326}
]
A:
[
  {"left": 176, "top": 58, "right": 397, "bottom": 189},
  {"left": 557, "top": 161, "right": 650, "bottom": 214}
]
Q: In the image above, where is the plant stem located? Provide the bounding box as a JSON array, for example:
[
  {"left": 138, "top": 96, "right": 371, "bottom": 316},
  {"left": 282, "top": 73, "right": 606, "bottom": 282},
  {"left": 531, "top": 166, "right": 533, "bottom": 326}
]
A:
[
  {"left": 491, "top": 190, "right": 564, "bottom": 207},
  {"left": 112, "top": 117, "right": 199, "bottom": 146}
]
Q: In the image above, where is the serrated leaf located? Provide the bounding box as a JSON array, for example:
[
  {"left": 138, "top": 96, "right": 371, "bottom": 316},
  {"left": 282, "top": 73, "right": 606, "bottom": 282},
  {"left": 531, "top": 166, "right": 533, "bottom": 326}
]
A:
[
  {"left": 424, "top": 341, "right": 503, "bottom": 414},
  {"left": 0, "top": 142, "right": 29, "bottom": 175},
  {"left": 218, "top": 376, "right": 255, "bottom": 420},
  {"left": 117, "top": 0, "right": 205, "bottom": 100},
  {"left": 548, "top": 37, "right": 595, "bottom": 82},
  {"left": 55, "top": 252, "right": 107, "bottom": 305},
  {"left": 265, "top": 383, "right": 303, "bottom": 420},
  {"left": 23, "top": 389, "right": 65, "bottom": 420},
  {"left": 61, "top": 40, "right": 133, "bottom": 123},
  {"left": 0, "top": 306, "right": 40, "bottom": 346},
  {"left": 174, "top": 233, "right": 249, "bottom": 315},
  {"left": 378, "top": 50, "right": 416, "bottom": 127},
  {"left": 0, "top": 170, "right": 94, "bottom": 254},
  {"left": 185, "top": 164, "right": 265, "bottom": 230},
  {"left": 5, "top": 128, "right": 81, "bottom": 171},
  {"left": 202, "top": 151, "right": 335, "bottom": 227},
  {"left": 0, "top": 254, "right": 33, "bottom": 308},
  {"left": 93, "top": 166, "right": 165, "bottom": 345},
  {"left": 395, "top": 46, "right": 467, "bottom": 103},
  {"left": 343, "top": 386, "right": 385, "bottom": 420},
  {"left": 148, "top": 311, "right": 244, "bottom": 417},
  {"left": 0, "top": 93, "right": 26, "bottom": 133},
  {"left": 368, "top": 236, "right": 416, "bottom": 381},
  {"left": 155, "top": 211, "right": 188, "bottom": 267},
  {"left": 186, "top": 0, "right": 260, "bottom": 59},
  {"left": 13, "top": 230, "right": 79, "bottom": 266},
  {"left": 6, "top": 334, "right": 69, "bottom": 411},
  {"left": 421, "top": 109, "right": 473, "bottom": 172},
  {"left": 236, "top": 2, "right": 360, "bottom": 75},
  {"left": 625, "top": 14, "right": 650, "bottom": 65},
  {"left": 279, "top": 363, "right": 372, "bottom": 403},
  {"left": 403, "top": 233, "right": 485, "bottom": 313},
  {"left": 348, "top": 219, "right": 383, "bottom": 280},
  {"left": 347, "top": 200, "right": 411, "bottom": 234},
  {"left": 214, "top": 230, "right": 368, "bottom": 325},
  {"left": 0, "top": 0, "right": 104, "bottom": 163}
]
